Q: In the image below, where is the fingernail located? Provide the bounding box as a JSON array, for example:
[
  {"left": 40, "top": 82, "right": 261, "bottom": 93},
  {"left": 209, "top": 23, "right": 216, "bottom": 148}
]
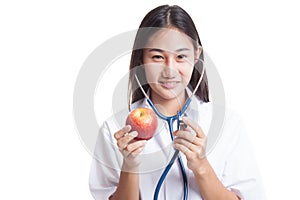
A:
[
  {"left": 129, "top": 131, "right": 138, "bottom": 137},
  {"left": 125, "top": 125, "right": 131, "bottom": 131},
  {"left": 172, "top": 130, "right": 177, "bottom": 136}
]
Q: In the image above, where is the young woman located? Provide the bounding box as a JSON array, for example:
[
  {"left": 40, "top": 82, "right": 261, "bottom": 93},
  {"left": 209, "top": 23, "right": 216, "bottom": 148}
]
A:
[{"left": 89, "top": 5, "right": 265, "bottom": 200}]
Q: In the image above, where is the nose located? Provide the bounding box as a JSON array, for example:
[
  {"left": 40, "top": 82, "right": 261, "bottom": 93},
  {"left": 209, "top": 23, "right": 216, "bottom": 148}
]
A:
[{"left": 162, "top": 57, "right": 177, "bottom": 78}]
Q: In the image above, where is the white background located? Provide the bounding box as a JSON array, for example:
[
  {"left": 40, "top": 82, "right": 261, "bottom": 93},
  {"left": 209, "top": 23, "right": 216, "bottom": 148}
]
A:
[{"left": 1, "top": 0, "right": 299, "bottom": 199}]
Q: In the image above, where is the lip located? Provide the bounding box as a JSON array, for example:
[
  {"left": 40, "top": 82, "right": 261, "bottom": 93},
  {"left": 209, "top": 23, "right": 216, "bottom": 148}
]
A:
[{"left": 158, "top": 81, "right": 180, "bottom": 89}]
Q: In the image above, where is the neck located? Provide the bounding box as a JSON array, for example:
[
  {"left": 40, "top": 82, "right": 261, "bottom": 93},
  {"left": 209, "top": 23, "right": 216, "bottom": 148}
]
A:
[{"left": 150, "top": 90, "right": 187, "bottom": 117}]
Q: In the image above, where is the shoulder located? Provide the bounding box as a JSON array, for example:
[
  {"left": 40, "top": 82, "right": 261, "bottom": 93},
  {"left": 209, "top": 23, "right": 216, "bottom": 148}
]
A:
[
  {"left": 197, "top": 100, "right": 243, "bottom": 133},
  {"left": 196, "top": 99, "right": 242, "bottom": 125}
]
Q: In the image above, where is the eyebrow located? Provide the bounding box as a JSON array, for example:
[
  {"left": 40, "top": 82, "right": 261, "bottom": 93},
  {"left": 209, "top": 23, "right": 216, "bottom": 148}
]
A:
[{"left": 147, "top": 48, "right": 191, "bottom": 53}]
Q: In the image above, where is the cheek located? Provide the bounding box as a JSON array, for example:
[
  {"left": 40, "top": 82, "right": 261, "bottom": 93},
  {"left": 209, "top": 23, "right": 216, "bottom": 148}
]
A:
[
  {"left": 180, "top": 66, "right": 194, "bottom": 84},
  {"left": 144, "top": 64, "right": 163, "bottom": 83}
]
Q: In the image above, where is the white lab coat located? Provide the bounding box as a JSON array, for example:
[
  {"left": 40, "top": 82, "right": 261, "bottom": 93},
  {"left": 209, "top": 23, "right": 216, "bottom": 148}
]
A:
[{"left": 89, "top": 96, "right": 266, "bottom": 200}]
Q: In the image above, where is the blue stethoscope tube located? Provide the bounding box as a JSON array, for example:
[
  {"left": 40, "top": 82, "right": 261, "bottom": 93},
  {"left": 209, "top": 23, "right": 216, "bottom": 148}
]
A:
[
  {"left": 134, "top": 59, "right": 205, "bottom": 200},
  {"left": 147, "top": 98, "right": 190, "bottom": 200}
]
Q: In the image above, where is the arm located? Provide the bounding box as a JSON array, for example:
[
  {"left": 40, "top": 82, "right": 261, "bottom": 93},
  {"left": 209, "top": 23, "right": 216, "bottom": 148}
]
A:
[
  {"left": 110, "top": 125, "right": 146, "bottom": 200},
  {"left": 192, "top": 158, "right": 240, "bottom": 200},
  {"left": 173, "top": 117, "right": 240, "bottom": 200},
  {"left": 110, "top": 170, "right": 140, "bottom": 200}
]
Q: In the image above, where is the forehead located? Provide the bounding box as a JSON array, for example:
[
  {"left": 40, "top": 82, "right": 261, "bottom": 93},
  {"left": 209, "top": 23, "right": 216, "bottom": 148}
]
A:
[{"left": 145, "top": 28, "right": 194, "bottom": 52}]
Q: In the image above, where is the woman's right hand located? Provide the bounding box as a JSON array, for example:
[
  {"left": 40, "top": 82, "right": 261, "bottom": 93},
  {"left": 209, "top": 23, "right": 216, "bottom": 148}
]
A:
[{"left": 114, "top": 125, "right": 147, "bottom": 172}]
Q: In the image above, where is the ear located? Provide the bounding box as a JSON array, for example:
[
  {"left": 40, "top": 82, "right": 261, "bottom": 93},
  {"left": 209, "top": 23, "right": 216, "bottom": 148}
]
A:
[{"left": 194, "top": 47, "right": 202, "bottom": 64}]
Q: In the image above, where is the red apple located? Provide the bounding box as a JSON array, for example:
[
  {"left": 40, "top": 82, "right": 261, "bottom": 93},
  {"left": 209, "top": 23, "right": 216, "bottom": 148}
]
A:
[{"left": 126, "top": 108, "right": 158, "bottom": 140}]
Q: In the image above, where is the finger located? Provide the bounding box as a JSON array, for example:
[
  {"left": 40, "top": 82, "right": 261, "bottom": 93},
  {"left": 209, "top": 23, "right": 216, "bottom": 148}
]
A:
[
  {"left": 126, "top": 140, "right": 146, "bottom": 152},
  {"left": 182, "top": 117, "right": 205, "bottom": 138},
  {"left": 173, "top": 130, "right": 196, "bottom": 143},
  {"left": 132, "top": 146, "right": 145, "bottom": 154},
  {"left": 174, "top": 139, "right": 207, "bottom": 160},
  {"left": 117, "top": 131, "right": 138, "bottom": 149},
  {"left": 114, "top": 125, "right": 131, "bottom": 139},
  {"left": 173, "top": 143, "right": 191, "bottom": 155},
  {"left": 184, "top": 126, "right": 196, "bottom": 135},
  {"left": 174, "top": 135, "right": 202, "bottom": 147},
  {"left": 130, "top": 144, "right": 146, "bottom": 157},
  {"left": 174, "top": 138, "right": 201, "bottom": 151}
]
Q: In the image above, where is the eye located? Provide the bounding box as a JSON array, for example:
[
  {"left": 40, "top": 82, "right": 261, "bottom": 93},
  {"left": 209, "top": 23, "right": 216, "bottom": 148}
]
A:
[
  {"left": 177, "top": 54, "right": 187, "bottom": 60},
  {"left": 152, "top": 55, "right": 164, "bottom": 61}
]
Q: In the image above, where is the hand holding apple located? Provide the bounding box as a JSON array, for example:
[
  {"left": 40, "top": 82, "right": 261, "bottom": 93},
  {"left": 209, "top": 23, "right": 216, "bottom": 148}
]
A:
[
  {"left": 114, "top": 125, "right": 146, "bottom": 172},
  {"left": 126, "top": 108, "right": 158, "bottom": 140}
]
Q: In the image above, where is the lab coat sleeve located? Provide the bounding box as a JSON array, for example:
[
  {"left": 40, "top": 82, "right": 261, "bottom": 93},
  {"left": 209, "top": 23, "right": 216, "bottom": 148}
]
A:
[
  {"left": 89, "top": 121, "right": 123, "bottom": 200},
  {"left": 222, "top": 118, "right": 266, "bottom": 200}
]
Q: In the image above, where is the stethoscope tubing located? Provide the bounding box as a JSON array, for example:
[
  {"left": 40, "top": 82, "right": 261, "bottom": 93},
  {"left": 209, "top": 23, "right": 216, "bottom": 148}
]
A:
[
  {"left": 133, "top": 59, "right": 205, "bottom": 200},
  {"left": 149, "top": 98, "right": 189, "bottom": 200}
]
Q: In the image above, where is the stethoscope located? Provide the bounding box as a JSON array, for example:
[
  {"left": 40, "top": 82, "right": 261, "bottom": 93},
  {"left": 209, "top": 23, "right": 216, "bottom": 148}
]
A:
[{"left": 134, "top": 59, "right": 205, "bottom": 200}]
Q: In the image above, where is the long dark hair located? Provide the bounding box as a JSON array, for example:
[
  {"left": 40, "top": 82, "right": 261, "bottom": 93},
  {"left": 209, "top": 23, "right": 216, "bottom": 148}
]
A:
[{"left": 128, "top": 5, "right": 209, "bottom": 108}]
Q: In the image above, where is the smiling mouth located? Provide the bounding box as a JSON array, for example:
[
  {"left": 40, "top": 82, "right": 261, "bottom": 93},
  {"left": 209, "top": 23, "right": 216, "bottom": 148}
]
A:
[{"left": 159, "top": 81, "right": 180, "bottom": 89}]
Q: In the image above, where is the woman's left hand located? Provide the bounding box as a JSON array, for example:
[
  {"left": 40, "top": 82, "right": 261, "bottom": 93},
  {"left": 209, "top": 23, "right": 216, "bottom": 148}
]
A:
[{"left": 173, "top": 117, "right": 207, "bottom": 172}]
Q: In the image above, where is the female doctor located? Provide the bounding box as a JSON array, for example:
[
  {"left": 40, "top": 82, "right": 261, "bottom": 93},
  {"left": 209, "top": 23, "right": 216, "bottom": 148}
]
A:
[{"left": 89, "top": 5, "right": 265, "bottom": 200}]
